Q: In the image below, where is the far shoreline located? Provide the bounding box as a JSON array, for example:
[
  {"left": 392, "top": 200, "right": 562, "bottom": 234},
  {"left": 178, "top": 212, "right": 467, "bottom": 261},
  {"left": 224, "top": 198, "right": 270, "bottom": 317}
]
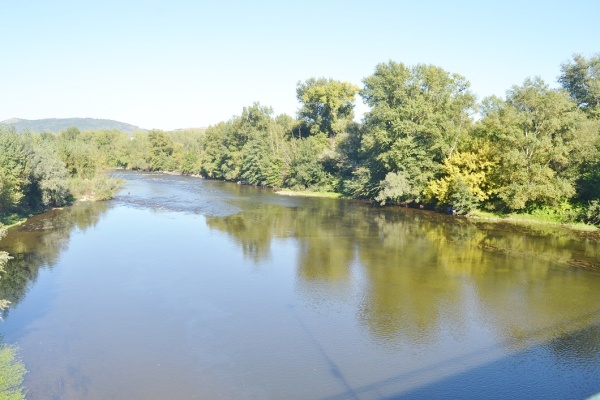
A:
[{"left": 123, "top": 169, "right": 600, "bottom": 235}]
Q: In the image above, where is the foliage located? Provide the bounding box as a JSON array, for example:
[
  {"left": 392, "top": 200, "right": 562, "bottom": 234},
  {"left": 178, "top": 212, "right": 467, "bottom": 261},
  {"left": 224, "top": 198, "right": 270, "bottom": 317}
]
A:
[
  {"left": 124, "top": 132, "right": 150, "bottom": 170},
  {"left": 57, "top": 127, "right": 101, "bottom": 179},
  {"left": 574, "top": 120, "right": 600, "bottom": 201},
  {"left": 359, "top": 61, "right": 476, "bottom": 203},
  {"left": 478, "top": 78, "right": 588, "bottom": 210},
  {"left": 67, "top": 176, "right": 122, "bottom": 201},
  {"left": 375, "top": 172, "right": 411, "bottom": 205},
  {"left": 147, "top": 130, "right": 176, "bottom": 171},
  {"left": 559, "top": 53, "right": 600, "bottom": 117},
  {"left": 26, "top": 136, "right": 70, "bottom": 208},
  {"left": 343, "top": 166, "right": 377, "bottom": 199},
  {"left": 296, "top": 78, "right": 359, "bottom": 138},
  {"left": 425, "top": 144, "right": 497, "bottom": 208},
  {"left": 284, "top": 134, "right": 332, "bottom": 190},
  {"left": 2, "top": 57, "right": 600, "bottom": 224},
  {"left": 583, "top": 200, "right": 600, "bottom": 226},
  {"left": 447, "top": 177, "right": 480, "bottom": 215},
  {"left": 0, "top": 131, "right": 28, "bottom": 214}
]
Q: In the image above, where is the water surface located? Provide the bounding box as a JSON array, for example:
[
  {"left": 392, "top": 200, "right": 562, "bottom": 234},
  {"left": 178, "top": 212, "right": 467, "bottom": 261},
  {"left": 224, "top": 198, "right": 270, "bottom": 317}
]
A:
[{"left": 1, "top": 171, "right": 600, "bottom": 399}]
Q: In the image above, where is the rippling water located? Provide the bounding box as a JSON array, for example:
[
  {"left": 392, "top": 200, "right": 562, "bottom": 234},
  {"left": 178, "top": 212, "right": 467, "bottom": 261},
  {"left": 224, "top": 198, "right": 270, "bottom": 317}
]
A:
[{"left": 1, "top": 171, "right": 600, "bottom": 399}]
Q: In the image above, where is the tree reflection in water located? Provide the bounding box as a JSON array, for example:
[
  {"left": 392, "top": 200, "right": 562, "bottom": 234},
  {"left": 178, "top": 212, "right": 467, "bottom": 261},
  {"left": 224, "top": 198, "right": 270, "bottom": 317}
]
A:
[
  {"left": 207, "top": 197, "right": 600, "bottom": 350},
  {"left": 0, "top": 202, "right": 109, "bottom": 318}
]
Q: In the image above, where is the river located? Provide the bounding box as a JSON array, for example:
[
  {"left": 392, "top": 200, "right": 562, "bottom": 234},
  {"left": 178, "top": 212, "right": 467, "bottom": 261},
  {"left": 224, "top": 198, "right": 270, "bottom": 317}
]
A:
[{"left": 1, "top": 171, "right": 600, "bottom": 399}]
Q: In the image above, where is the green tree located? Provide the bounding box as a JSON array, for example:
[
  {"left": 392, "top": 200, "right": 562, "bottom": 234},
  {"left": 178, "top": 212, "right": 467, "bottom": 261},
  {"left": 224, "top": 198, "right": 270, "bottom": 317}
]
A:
[
  {"left": 125, "top": 132, "right": 150, "bottom": 170},
  {"left": 26, "top": 136, "right": 70, "bottom": 208},
  {"left": 0, "top": 130, "right": 29, "bottom": 214},
  {"left": 147, "top": 130, "right": 175, "bottom": 171},
  {"left": 359, "top": 61, "right": 475, "bottom": 202},
  {"left": 425, "top": 143, "right": 497, "bottom": 210},
  {"left": 92, "top": 130, "right": 131, "bottom": 168},
  {"left": 284, "top": 134, "right": 332, "bottom": 190},
  {"left": 573, "top": 119, "right": 600, "bottom": 201},
  {"left": 375, "top": 171, "right": 411, "bottom": 205},
  {"left": 296, "top": 78, "right": 359, "bottom": 138},
  {"left": 57, "top": 129, "right": 101, "bottom": 179},
  {"left": 559, "top": 53, "right": 600, "bottom": 117},
  {"left": 479, "top": 78, "right": 588, "bottom": 210},
  {"left": 200, "top": 122, "right": 229, "bottom": 179}
]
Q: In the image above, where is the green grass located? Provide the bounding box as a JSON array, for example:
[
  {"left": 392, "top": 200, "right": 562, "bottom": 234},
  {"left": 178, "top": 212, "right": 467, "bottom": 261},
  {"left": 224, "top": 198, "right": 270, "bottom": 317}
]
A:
[
  {"left": 0, "top": 215, "right": 27, "bottom": 229},
  {"left": 468, "top": 209, "right": 598, "bottom": 232},
  {"left": 274, "top": 189, "right": 344, "bottom": 199},
  {"left": 68, "top": 175, "right": 124, "bottom": 201}
]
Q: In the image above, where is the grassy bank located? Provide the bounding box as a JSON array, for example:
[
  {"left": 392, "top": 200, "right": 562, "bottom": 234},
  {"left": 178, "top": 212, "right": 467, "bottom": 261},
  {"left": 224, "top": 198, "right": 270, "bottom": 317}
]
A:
[
  {"left": 274, "top": 189, "right": 344, "bottom": 199},
  {"left": 0, "top": 216, "right": 28, "bottom": 230},
  {"left": 68, "top": 175, "right": 123, "bottom": 202},
  {"left": 468, "top": 210, "right": 598, "bottom": 232},
  {"left": 273, "top": 188, "right": 599, "bottom": 232}
]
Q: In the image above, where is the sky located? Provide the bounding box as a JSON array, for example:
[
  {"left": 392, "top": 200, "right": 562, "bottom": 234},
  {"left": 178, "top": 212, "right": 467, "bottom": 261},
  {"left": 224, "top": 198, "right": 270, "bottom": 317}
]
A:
[{"left": 1, "top": 0, "right": 599, "bottom": 131}]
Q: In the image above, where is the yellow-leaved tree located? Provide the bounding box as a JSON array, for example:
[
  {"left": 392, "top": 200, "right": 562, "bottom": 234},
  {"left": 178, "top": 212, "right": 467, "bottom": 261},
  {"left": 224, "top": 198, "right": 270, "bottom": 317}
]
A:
[{"left": 425, "top": 143, "right": 497, "bottom": 213}]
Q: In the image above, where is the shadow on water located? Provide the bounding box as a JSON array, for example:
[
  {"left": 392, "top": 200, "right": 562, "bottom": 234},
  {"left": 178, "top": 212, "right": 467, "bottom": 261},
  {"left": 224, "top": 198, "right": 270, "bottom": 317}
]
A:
[
  {"left": 319, "top": 311, "right": 600, "bottom": 400},
  {"left": 288, "top": 304, "right": 360, "bottom": 400}
]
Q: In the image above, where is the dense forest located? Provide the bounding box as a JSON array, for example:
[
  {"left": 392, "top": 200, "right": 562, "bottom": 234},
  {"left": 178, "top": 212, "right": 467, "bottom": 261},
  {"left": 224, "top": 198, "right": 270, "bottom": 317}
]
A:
[{"left": 1, "top": 54, "right": 599, "bottom": 231}]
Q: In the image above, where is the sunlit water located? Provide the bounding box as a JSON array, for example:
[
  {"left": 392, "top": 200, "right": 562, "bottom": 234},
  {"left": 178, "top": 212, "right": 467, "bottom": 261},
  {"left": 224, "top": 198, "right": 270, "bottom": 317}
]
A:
[{"left": 1, "top": 171, "right": 600, "bottom": 399}]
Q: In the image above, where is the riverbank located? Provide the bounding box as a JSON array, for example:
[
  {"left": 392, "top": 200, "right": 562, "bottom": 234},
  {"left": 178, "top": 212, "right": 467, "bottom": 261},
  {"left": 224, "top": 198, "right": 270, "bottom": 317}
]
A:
[
  {"left": 274, "top": 188, "right": 344, "bottom": 199},
  {"left": 1, "top": 175, "right": 123, "bottom": 231},
  {"left": 148, "top": 170, "right": 600, "bottom": 234},
  {"left": 271, "top": 185, "right": 599, "bottom": 233},
  {"left": 468, "top": 210, "right": 598, "bottom": 232},
  {"left": 0, "top": 216, "right": 28, "bottom": 230}
]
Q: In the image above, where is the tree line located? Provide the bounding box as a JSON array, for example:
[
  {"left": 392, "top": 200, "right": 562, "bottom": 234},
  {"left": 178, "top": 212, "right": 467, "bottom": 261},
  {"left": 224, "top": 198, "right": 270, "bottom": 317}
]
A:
[{"left": 1, "top": 54, "right": 599, "bottom": 227}]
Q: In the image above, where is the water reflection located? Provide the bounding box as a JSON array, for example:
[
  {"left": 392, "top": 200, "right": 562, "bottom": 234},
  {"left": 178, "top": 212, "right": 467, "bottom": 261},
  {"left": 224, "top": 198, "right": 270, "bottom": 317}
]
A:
[
  {"left": 207, "top": 198, "right": 600, "bottom": 348},
  {"left": 1, "top": 172, "right": 600, "bottom": 399},
  {"left": 0, "top": 202, "right": 109, "bottom": 317}
]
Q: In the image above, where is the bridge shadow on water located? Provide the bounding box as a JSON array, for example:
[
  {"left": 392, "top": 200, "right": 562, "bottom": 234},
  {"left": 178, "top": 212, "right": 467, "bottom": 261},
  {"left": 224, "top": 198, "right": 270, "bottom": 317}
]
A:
[{"left": 298, "top": 308, "right": 600, "bottom": 400}]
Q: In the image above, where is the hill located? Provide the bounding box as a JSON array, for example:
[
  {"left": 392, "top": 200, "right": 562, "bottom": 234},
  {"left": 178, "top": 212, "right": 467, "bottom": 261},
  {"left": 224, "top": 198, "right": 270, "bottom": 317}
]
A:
[{"left": 0, "top": 118, "right": 145, "bottom": 134}]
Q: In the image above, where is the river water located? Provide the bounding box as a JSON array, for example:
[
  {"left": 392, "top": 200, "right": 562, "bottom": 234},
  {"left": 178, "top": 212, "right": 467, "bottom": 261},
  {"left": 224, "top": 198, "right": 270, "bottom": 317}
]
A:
[{"left": 1, "top": 171, "right": 600, "bottom": 399}]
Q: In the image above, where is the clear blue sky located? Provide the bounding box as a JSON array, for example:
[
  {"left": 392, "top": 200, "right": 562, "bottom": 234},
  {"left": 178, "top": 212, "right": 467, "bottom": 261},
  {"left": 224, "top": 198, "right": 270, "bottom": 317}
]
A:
[{"left": 1, "top": 0, "right": 599, "bottom": 130}]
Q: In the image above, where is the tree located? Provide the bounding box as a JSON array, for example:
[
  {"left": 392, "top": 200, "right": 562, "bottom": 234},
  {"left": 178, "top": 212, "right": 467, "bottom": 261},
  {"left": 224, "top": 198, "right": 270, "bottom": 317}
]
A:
[
  {"left": 375, "top": 171, "right": 411, "bottom": 205},
  {"left": 425, "top": 143, "right": 497, "bottom": 210},
  {"left": 358, "top": 61, "right": 476, "bottom": 202},
  {"left": 56, "top": 129, "right": 101, "bottom": 179},
  {"left": 26, "top": 135, "right": 70, "bottom": 208},
  {"left": 147, "top": 130, "right": 175, "bottom": 171},
  {"left": 296, "top": 78, "right": 359, "bottom": 138},
  {"left": 125, "top": 131, "right": 150, "bottom": 170},
  {"left": 479, "top": 78, "right": 587, "bottom": 210},
  {"left": 0, "top": 130, "right": 29, "bottom": 214},
  {"left": 284, "top": 135, "right": 332, "bottom": 190},
  {"left": 200, "top": 122, "right": 228, "bottom": 179},
  {"left": 559, "top": 53, "right": 600, "bottom": 117},
  {"left": 573, "top": 119, "right": 600, "bottom": 201}
]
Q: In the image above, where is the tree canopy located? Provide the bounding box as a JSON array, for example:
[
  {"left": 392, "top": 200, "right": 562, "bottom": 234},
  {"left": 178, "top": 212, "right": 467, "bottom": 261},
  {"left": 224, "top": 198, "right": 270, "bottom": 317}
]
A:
[
  {"left": 1, "top": 56, "right": 600, "bottom": 226},
  {"left": 296, "top": 78, "right": 359, "bottom": 138}
]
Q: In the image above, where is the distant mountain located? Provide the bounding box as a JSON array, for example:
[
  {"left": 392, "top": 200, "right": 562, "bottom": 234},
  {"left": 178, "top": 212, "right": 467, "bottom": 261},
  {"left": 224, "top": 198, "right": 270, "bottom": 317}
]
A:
[{"left": 0, "top": 118, "right": 145, "bottom": 134}]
